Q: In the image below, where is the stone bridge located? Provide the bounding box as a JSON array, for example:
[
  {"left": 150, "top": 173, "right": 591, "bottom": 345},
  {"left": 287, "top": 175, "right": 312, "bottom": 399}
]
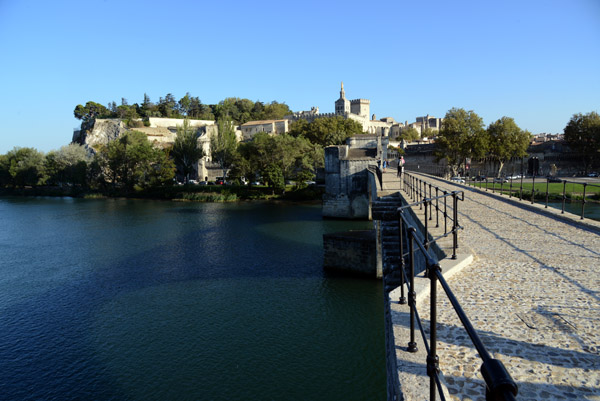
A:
[{"left": 372, "top": 169, "right": 600, "bottom": 400}]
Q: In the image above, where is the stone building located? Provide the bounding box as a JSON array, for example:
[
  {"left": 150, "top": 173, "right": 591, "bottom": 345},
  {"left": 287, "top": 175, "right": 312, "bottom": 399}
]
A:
[
  {"left": 389, "top": 115, "right": 443, "bottom": 140},
  {"left": 286, "top": 82, "right": 395, "bottom": 136},
  {"left": 322, "top": 134, "right": 388, "bottom": 219},
  {"left": 240, "top": 119, "right": 289, "bottom": 141}
]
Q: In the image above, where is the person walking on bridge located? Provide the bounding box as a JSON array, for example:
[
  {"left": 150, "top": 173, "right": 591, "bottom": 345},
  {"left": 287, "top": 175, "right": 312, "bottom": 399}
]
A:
[
  {"left": 397, "top": 156, "right": 405, "bottom": 178},
  {"left": 376, "top": 160, "right": 383, "bottom": 190}
]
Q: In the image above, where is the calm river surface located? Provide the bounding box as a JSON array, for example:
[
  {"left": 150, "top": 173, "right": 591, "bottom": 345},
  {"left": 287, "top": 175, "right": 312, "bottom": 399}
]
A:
[{"left": 0, "top": 197, "right": 385, "bottom": 400}]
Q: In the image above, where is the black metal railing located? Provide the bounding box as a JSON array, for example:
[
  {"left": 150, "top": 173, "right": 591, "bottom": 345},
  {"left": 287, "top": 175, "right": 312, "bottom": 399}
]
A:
[
  {"left": 465, "top": 175, "right": 600, "bottom": 220},
  {"left": 402, "top": 172, "right": 463, "bottom": 259},
  {"left": 395, "top": 175, "right": 518, "bottom": 400}
]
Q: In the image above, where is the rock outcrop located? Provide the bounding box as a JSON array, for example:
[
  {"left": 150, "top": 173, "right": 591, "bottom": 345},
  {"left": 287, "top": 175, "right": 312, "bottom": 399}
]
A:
[{"left": 72, "top": 119, "right": 127, "bottom": 150}]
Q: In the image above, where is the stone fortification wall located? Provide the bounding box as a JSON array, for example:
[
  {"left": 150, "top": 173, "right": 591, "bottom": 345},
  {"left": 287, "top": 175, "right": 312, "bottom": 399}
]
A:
[
  {"left": 285, "top": 112, "right": 339, "bottom": 124},
  {"left": 148, "top": 117, "right": 214, "bottom": 129},
  {"left": 323, "top": 145, "right": 372, "bottom": 219},
  {"left": 323, "top": 230, "right": 376, "bottom": 276},
  {"left": 347, "top": 135, "right": 378, "bottom": 149},
  {"left": 350, "top": 98, "right": 370, "bottom": 118}
]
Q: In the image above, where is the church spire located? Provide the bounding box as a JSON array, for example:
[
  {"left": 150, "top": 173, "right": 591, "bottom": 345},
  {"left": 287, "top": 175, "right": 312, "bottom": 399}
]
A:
[{"left": 340, "top": 81, "right": 345, "bottom": 99}]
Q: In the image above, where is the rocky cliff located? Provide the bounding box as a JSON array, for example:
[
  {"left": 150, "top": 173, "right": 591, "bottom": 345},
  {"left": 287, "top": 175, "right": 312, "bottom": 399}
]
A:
[{"left": 72, "top": 119, "right": 127, "bottom": 151}]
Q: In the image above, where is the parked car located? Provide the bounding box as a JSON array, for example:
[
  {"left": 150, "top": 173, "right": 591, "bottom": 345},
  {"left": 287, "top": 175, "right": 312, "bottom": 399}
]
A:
[
  {"left": 474, "top": 175, "right": 487, "bottom": 181},
  {"left": 188, "top": 179, "right": 197, "bottom": 185},
  {"left": 199, "top": 181, "right": 208, "bottom": 186},
  {"left": 451, "top": 176, "right": 465, "bottom": 184},
  {"left": 251, "top": 181, "right": 261, "bottom": 186},
  {"left": 305, "top": 180, "right": 316, "bottom": 186},
  {"left": 216, "top": 179, "right": 224, "bottom": 185},
  {"left": 508, "top": 174, "right": 522, "bottom": 180},
  {"left": 493, "top": 177, "right": 508, "bottom": 183},
  {"left": 588, "top": 172, "right": 599, "bottom": 177},
  {"left": 547, "top": 176, "right": 562, "bottom": 183}
]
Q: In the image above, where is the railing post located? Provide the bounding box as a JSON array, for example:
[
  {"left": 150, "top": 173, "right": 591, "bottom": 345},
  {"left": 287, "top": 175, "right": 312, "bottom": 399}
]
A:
[
  {"left": 581, "top": 183, "right": 587, "bottom": 220},
  {"left": 427, "top": 263, "right": 441, "bottom": 401},
  {"left": 398, "top": 210, "right": 406, "bottom": 304},
  {"left": 435, "top": 187, "right": 440, "bottom": 228},
  {"left": 519, "top": 175, "right": 523, "bottom": 201},
  {"left": 452, "top": 192, "right": 458, "bottom": 260},
  {"left": 561, "top": 180, "right": 566, "bottom": 214},
  {"left": 545, "top": 179, "right": 550, "bottom": 208},
  {"left": 531, "top": 175, "right": 536, "bottom": 204},
  {"left": 444, "top": 191, "right": 448, "bottom": 235},
  {"left": 407, "top": 228, "right": 418, "bottom": 353},
  {"left": 424, "top": 199, "right": 429, "bottom": 251},
  {"left": 429, "top": 184, "right": 433, "bottom": 221},
  {"left": 509, "top": 177, "right": 513, "bottom": 198}
]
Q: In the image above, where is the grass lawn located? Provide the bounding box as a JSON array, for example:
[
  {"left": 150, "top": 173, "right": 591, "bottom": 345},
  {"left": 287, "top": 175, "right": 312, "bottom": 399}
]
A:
[{"left": 469, "top": 180, "right": 600, "bottom": 200}]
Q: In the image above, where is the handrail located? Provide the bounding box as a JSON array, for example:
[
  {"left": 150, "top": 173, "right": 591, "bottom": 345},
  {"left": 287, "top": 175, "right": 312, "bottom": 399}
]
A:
[
  {"left": 402, "top": 172, "right": 464, "bottom": 259},
  {"left": 465, "top": 175, "right": 600, "bottom": 220},
  {"left": 395, "top": 175, "right": 518, "bottom": 400}
]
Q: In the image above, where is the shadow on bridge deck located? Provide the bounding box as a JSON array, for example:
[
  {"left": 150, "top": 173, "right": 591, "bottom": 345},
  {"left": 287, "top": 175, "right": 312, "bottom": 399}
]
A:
[{"left": 379, "top": 171, "right": 600, "bottom": 401}]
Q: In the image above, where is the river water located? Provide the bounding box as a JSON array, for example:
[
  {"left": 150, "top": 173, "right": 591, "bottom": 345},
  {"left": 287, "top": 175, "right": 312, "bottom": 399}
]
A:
[
  {"left": 0, "top": 197, "right": 385, "bottom": 400},
  {"left": 545, "top": 200, "right": 600, "bottom": 221}
]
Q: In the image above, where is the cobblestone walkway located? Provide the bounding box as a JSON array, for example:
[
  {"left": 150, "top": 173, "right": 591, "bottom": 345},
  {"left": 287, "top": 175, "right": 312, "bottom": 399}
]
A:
[{"left": 396, "top": 176, "right": 600, "bottom": 400}]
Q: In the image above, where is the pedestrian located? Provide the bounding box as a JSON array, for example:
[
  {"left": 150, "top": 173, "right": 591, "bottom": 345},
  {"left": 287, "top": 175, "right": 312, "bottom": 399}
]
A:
[
  {"left": 397, "top": 156, "right": 405, "bottom": 177},
  {"left": 383, "top": 160, "right": 387, "bottom": 172},
  {"left": 376, "top": 160, "right": 383, "bottom": 190}
]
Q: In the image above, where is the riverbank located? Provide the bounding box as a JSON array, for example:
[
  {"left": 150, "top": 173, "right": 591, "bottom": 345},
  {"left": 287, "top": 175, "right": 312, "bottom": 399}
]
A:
[{"left": 0, "top": 184, "right": 325, "bottom": 202}]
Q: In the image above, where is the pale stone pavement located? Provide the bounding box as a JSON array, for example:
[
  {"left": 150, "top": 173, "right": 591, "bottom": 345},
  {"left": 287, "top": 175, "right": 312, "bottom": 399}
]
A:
[{"left": 386, "top": 171, "right": 600, "bottom": 400}]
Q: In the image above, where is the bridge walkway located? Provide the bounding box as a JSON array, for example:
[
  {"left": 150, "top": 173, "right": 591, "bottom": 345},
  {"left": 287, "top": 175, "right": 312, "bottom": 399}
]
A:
[{"left": 382, "top": 171, "right": 600, "bottom": 400}]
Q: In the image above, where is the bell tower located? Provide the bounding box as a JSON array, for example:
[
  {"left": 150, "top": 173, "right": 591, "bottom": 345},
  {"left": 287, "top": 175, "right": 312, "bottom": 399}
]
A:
[{"left": 335, "top": 81, "right": 350, "bottom": 115}]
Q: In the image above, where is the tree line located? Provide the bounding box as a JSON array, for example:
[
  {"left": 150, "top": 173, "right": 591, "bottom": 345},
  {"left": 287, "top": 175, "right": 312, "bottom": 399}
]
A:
[
  {"left": 434, "top": 109, "right": 600, "bottom": 177},
  {"left": 74, "top": 94, "right": 294, "bottom": 128},
  {"left": 0, "top": 115, "right": 365, "bottom": 195}
]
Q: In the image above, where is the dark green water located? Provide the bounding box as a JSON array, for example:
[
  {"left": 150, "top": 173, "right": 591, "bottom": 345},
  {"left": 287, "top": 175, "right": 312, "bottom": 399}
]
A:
[
  {"left": 545, "top": 201, "right": 600, "bottom": 221},
  {"left": 0, "top": 198, "right": 385, "bottom": 400}
]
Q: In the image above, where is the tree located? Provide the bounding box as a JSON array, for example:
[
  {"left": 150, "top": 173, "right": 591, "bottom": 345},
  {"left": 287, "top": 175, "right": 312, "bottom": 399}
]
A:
[
  {"left": 43, "top": 143, "right": 92, "bottom": 186},
  {"left": 261, "top": 101, "right": 292, "bottom": 120},
  {"left": 1, "top": 147, "right": 45, "bottom": 187},
  {"left": 289, "top": 116, "right": 364, "bottom": 147},
  {"left": 487, "top": 117, "right": 530, "bottom": 177},
  {"left": 435, "top": 108, "right": 488, "bottom": 176},
  {"left": 73, "top": 101, "right": 110, "bottom": 121},
  {"left": 233, "top": 132, "right": 322, "bottom": 191},
  {"left": 97, "top": 131, "right": 174, "bottom": 192},
  {"left": 158, "top": 93, "right": 178, "bottom": 118},
  {"left": 398, "top": 127, "right": 420, "bottom": 142},
  {"left": 178, "top": 93, "right": 192, "bottom": 117},
  {"left": 564, "top": 111, "right": 600, "bottom": 174},
  {"left": 421, "top": 127, "right": 437, "bottom": 139},
  {"left": 170, "top": 119, "right": 204, "bottom": 182},
  {"left": 211, "top": 117, "right": 238, "bottom": 179}
]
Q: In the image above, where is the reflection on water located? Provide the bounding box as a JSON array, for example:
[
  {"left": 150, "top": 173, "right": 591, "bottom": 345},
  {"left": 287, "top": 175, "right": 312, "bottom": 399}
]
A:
[{"left": 0, "top": 198, "right": 384, "bottom": 400}]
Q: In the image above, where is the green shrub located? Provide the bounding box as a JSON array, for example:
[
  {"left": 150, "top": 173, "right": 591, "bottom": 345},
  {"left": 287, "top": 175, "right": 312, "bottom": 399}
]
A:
[
  {"left": 179, "top": 192, "right": 238, "bottom": 202},
  {"left": 127, "top": 119, "right": 145, "bottom": 128}
]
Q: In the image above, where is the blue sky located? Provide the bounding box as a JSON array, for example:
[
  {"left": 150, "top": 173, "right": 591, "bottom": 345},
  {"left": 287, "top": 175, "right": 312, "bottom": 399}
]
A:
[{"left": 0, "top": 0, "right": 598, "bottom": 153}]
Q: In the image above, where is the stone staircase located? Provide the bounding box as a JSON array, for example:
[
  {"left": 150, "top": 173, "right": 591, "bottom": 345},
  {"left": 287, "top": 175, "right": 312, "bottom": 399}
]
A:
[{"left": 371, "top": 193, "right": 405, "bottom": 292}]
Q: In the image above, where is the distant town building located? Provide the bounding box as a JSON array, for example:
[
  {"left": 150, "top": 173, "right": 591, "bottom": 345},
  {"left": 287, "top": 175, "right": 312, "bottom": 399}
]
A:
[
  {"left": 388, "top": 115, "right": 443, "bottom": 142},
  {"left": 240, "top": 119, "right": 289, "bottom": 141},
  {"left": 531, "top": 133, "right": 564, "bottom": 144},
  {"left": 286, "top": 82, "right": 395, "bottom": 136}
]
